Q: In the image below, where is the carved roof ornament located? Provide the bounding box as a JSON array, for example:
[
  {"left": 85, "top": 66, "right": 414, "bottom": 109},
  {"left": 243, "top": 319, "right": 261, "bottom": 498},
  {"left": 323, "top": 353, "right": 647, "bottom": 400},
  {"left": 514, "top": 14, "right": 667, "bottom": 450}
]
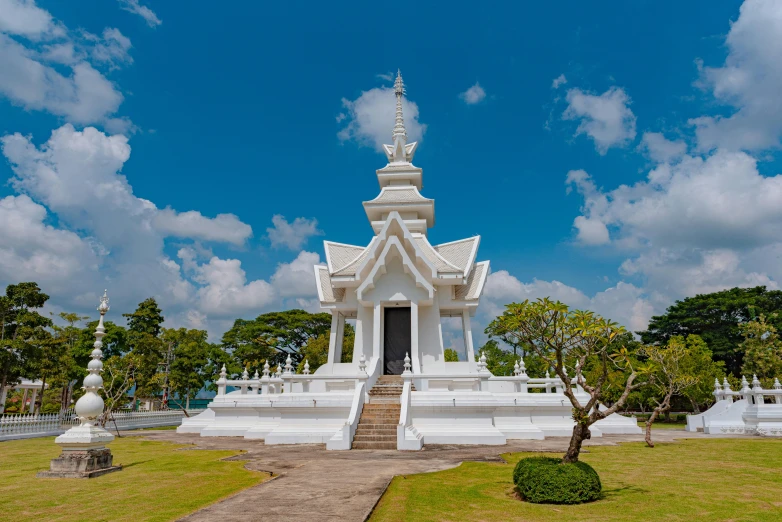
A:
[{"left": 383, "top": 69, "right": 418, "bottom": 164}]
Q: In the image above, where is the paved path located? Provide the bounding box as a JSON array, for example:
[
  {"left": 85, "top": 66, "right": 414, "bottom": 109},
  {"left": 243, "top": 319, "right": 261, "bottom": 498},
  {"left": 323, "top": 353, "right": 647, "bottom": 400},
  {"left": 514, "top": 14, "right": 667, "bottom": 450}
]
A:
[{"left": 131, "top": 429, "right": 739, "bottom": 522}]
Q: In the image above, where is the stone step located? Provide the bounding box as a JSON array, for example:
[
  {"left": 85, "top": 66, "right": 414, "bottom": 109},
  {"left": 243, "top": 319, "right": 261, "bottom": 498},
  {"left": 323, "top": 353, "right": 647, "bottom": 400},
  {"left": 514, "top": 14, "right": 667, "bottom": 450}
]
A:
[
  {"left": 353, "top": 433, "right": 396, "bottom": 443},
  {"left": 355, "top": 428, "right": 396, "bottom": 435},
  {"left": 352, "top": 441, "right": 397, "bottom": 450},
  {"left": 363, "top": 403, "right": 401, "bottom": 409},
  {"left": 356, "top": 421, "right": 399, "bottom": 432}
]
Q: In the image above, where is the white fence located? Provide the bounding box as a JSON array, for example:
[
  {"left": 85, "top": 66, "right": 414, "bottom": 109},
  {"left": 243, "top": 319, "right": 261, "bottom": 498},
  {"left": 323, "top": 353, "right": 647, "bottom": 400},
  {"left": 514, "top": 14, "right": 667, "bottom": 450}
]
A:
[{"left": 0, "top": 408, "right": 205, "bottom": 441}]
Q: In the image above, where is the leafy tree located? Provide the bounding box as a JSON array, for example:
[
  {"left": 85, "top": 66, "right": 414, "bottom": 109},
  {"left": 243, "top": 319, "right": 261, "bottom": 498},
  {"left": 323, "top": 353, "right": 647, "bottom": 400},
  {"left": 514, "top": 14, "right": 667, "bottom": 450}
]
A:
[
  {"left": 739, "top": 314, "right": 782, "bottom": 386},
  {"left": 100, "top": 352, "right": 142, "bottom": 424},
  {"left": 0, "top": 283, "right": 52, "bottom": 402},
  {"left": 444, "top": 348, "right": 459, "bottom": 362},
  {"left": 640, "top": 286, "right": 782, "bottom": 376},
  {"left": 487, "top": 298, "right": 646, "bottom": 463},
  {"left": 223, "top": 309, "right": 332, "bottom": 368},
  {"left": 73, "top": 319, "right": 127, "bottom": 366},
  {"left": 123, "top": 298, "right": 165, "bottom": 408},
  {"left": 162, "top": 328, "right": 216, "bottom": 409},
  {"left": 297, "top": 325, "right": 355, "bottom": 373},
  {"left": 678, "top": 335, "right": 725, "bottom": 413},
  {"left": 51, "top": 312, "right": 89, "bottom": 411},
  {"left": 639, "top": 337, "right": 699, "bottom": 447},
  {"left": 475, "top": 340, "right": 517, "bottom": 376},
  {"left": 28, "top": 329, "right": 67, "bottom": 414}
]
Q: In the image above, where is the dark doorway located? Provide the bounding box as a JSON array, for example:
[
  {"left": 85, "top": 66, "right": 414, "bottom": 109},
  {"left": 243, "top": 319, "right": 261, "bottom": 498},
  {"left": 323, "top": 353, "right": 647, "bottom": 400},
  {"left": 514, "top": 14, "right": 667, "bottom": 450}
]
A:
[{"left": 383, "top": 307, "right": 411, "bottom": 375}]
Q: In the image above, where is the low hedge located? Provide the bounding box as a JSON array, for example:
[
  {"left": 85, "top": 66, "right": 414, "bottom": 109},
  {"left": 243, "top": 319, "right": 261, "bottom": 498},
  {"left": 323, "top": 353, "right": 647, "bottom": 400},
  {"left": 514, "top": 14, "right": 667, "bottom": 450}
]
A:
[{"left": 513, "top": 456, "right": 601, "bottom": 504}]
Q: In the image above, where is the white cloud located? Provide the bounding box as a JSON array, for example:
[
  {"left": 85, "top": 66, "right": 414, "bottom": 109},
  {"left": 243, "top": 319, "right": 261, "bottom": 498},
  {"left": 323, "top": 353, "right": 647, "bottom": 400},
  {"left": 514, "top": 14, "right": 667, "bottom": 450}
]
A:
[
  {"left": 563, "top": 87, "right": 637, "bottom": 154},
  {"left": 692, "top": 0, "right": 782, "bottom": 151},
  {"left": 481, "top": 270, "right": 653, "bottom": 333},
  {"left": 193, "top": 257, "right": 275, "bottom": 317},
  {"left": 154, "top": 209, "right": 253, "bottom": 246},
  {"left": 338, "top": 87, "right": 427, "bottom": 151},
  {"left": 266, "top": 215, "right": 323, "bottom": 250},
  {"left": 551, "top": 74, "right": 567, "bottom": 89},
  {"left": 640, "top": 132, "right": 687, "bottom": 164},
  {"left": 459, "top": 82, "right": 486, "bottom": 104},
  {"left": 89, "top": 28, "right": 133, "bottom": 69},
  {"left": 118, "top": 0, "right": 162, "bottom": 27},
  {"left": 0, "top": 124, "right": 287, "bottom": 330},
  {"left": 567, "top": 151, "right": 782, "bottom": 250},
  {"left": 0, "top": 35, "right": 124, "bottom": 125},
  {"left": 0, "top": 0, "right": 60, "bottom": 40},
  {"left": 271, "top": 251, "right": 320, "bottom": 297}
]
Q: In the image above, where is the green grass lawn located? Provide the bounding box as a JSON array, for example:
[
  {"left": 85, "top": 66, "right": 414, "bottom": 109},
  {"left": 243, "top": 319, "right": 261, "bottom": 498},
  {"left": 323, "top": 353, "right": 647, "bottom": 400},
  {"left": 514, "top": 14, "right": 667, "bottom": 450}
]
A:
[
  {"left": 637, "top": 422, "right": 687, "bottom": 430},
  {"left": 0, "top": 436, "right": 267, "bottom": 522},
  {"left": 371, "top": 438, "right": 782, "bottom": 522}
]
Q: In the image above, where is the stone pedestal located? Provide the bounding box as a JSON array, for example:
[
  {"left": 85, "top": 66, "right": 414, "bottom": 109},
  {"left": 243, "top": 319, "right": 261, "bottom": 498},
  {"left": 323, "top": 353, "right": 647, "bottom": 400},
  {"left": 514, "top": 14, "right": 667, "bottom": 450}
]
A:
[
  {"left": 37, "top": 447, "right": 122, "bottom": 478},
  {"left": 37, "top": 422, "right": 122, "bottom": 479}
]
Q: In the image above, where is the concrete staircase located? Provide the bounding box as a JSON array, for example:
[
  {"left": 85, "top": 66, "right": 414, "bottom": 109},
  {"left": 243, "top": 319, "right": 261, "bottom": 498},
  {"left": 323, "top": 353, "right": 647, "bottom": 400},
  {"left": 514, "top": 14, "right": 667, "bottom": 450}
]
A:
[{"left": 352, "top": 376, "right": 410, "bottom": 450}]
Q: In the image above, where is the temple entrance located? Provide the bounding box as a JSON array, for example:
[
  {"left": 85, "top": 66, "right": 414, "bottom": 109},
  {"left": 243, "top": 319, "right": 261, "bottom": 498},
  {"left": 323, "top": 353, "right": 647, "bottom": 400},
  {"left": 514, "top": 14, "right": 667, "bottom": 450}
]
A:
[{"left": 383, "top": 307, "right": 411, "bottom": 375}]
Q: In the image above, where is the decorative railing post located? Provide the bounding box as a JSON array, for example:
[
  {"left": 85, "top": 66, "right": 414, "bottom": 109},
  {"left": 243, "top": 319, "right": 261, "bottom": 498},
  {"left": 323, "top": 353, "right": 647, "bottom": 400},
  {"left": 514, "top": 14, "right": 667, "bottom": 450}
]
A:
[
  {"left": 217, "top": 365, "right": 227, "bottom": 396},
  {"left": 774, "top": 378, "right": 782, "bottom": 404},
  {"left": 723, "top": 377, "right": 733, "bottom": 402},
  {"left": 38, "top": 290, "right": 122, "bottom": 478},
  {"left": 260, "top": 361, "right": 271, "bottom": 395}
]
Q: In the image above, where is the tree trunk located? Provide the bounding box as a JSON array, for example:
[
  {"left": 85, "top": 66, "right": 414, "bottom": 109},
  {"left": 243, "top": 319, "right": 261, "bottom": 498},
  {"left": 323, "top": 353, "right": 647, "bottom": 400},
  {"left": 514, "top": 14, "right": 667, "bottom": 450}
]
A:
[
  {"left": 186, "top": 395, "right": 190, "bottom": 410},
  {"left": 644, "top": 408, "right": 661, "bottom": 448},
  {"left": 35, "top": 376, "right": 46, "bottom": 415},
  {"left": 562, "top": 422, "right": 591, "bottom": 463},
  {"left": 689, "top": 397, "right": 701, "bottom": 414}
]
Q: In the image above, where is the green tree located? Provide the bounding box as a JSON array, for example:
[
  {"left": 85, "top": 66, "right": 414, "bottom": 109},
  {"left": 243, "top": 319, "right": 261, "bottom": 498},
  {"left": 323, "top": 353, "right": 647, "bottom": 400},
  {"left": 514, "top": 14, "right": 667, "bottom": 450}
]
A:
[
  {"left": 640, "top": 286, "right": 782, "bottom": 376},
  {"left": 739, "top": 314, "right": 782, "bottom": 386},
  {"left": 123, "top": 298, "right": 165, "bottom": 409},
  {"left": 678, "top": 335, "right": 725, "bottom": 413},
  {"left": 639, "top": 337, "right": 699, "bottom": 447},
  {"left": 223, "top": 309, "right": 332, "bottom": 369},
  {"left": 475, "top": 340, "right": 517, "bottom": 376},
  {"left": 0, "top": 283, "right": 52, "bottom": 402},
  {"left": 444, "top": 348, "right": 459, "bottom": 362},
  {"left": 297, "top": 325, "right": 355, "bottom": 373},
  {"left": 162, "top": 328, "right": 216, "bottom": 410},
  {"left": 28, "top": 329, "right": 67, "bottom": 414},
  {"left": 487, "top": 298, "right": 646, "bottom": 463},
  {"left": 51, "top": 312, "right": 90, "bottom": 411}
]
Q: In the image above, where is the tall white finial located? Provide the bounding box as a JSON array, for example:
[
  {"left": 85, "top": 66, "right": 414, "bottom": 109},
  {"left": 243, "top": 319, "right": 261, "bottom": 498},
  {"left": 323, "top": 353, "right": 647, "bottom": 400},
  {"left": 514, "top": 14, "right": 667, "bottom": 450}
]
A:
[
  {"left": 392, "top": 70, "right": 407, "bottom": 142},
  {"left": 383, "top": 69, "right": 418, "bottom": 164}
]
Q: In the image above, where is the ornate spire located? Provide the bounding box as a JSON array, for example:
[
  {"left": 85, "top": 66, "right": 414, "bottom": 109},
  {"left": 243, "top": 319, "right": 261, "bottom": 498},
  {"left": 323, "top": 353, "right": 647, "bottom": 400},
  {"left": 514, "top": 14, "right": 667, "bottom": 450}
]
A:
[
  {"left": 382, "top": 69, "right": 418, "bottom": 164},
  {"left": 392, "top": 70, "right": 407, "bottom": 142}
]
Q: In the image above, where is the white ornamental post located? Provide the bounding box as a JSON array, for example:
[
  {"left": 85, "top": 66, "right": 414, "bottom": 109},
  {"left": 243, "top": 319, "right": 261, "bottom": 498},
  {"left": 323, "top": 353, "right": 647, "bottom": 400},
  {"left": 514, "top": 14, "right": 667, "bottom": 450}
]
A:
[{"left": 38, "top": 290, "right": 122, "bottom": 478}]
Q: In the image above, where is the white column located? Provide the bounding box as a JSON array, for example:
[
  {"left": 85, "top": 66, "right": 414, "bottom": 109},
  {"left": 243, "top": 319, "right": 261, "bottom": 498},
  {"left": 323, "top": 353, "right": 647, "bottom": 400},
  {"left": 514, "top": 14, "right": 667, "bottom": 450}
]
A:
[
  {"left": 373, "top": 303, "right": 382, "bottom": 361},
  {"left": 462, "top": 309, "right": 476, "bottom": 369},
  {"left": 326, "top": 312, "right": 340, "bottom": 365},
  {"left": 0, "top": 386, "right": 7, "bottom": 414},
  {"left": 29, "top": 389, "right": 38, "bottom": 413},
  {"left": 410, "top": 302, "right": 421, "bottom": 374},
  {"left": 335, "top": 313, "right": 345, "bottom": 364}
]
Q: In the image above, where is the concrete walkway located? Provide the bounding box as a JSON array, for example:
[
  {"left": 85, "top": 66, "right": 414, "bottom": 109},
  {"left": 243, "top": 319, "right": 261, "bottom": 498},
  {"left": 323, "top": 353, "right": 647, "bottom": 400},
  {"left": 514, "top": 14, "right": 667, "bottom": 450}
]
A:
[{"left": 131, "top": 429, "right": 739, "bottom": 522}]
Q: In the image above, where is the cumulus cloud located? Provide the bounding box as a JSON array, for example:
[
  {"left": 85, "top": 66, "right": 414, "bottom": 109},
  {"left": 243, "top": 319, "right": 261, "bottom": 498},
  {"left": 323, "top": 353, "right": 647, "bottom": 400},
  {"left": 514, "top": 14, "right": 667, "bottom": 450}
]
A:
[
  {"left": 0, "top": 124, "right": 304, "bottom": 332},
  {"left": 459, "top": 82, "right": 486, "bottom": 104},
  {"left": 551, "top": 74, "right": 567, "bottom": 89},
  {"left": 692, "top": 0, "right": 782, "bottom": 151},
  {"left": 0, "top": 2, "right": 132, "bottom": 128},
  {"left": 481, "top": 270, "right": 653, "bottom": 333},
  {"left": 563, "top": 87, "right": 637, "bottom": 154},
  {"left": 154, "top": 209, "right": 253, "bottom": 246},
  {"left": 271, "top": 251, "right": 320, "bottom": 297},
  {"left": 117, "top": 0, "right": 162, "bottom": 27},
  {"left": 266, "top": 215, "right": 323, "bottom": 250},
  {"left": 640, "top": 132, "right": 687, "bottom": 164},
  {"left": 0, "top": 0, "right": 61, "bottom": 39},
  {"left": 337, "top": 87, "right": 426, "bottom": 151}
]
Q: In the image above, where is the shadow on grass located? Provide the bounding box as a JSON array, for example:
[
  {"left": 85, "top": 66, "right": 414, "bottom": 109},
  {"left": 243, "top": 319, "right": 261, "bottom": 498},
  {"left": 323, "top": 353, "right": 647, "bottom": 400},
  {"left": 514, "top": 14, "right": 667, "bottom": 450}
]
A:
[
  {"left": 601, "top": 483, "right": 648, "bottom": 498},
  {"left": 121, "top": 459, "right": 152, "bottom": 469}
]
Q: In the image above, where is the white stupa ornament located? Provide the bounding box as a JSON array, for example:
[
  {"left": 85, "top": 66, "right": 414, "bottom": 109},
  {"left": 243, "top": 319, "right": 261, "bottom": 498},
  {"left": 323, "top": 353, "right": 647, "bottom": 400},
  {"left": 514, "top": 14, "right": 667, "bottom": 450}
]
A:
[
  {"left": 382, "top": 69, "right": 418, "bottom": 164},
  {"left": 39, "top": 290, "right": 122, "bottom": 478}
]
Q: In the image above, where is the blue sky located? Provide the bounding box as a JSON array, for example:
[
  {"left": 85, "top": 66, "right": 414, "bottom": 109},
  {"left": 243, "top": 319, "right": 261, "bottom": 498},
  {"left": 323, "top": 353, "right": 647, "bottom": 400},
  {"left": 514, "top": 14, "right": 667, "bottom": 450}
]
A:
[{"left": 1, "top": 0, "right": 781, "bottom": 341}]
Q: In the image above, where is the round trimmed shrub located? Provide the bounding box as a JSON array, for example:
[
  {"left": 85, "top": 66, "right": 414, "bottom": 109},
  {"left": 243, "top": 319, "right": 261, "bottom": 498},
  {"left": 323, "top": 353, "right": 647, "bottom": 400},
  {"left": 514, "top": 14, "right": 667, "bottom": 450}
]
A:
[{"left": 513, "top": 457, "right": 601, "bottom": 504}]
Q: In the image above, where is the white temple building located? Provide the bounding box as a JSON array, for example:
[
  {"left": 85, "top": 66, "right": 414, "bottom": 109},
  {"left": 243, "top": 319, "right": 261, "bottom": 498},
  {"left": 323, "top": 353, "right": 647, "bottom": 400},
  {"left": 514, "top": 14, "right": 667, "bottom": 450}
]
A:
[{"left": 179, "top": 71, "right": 640, "bottom": 449}]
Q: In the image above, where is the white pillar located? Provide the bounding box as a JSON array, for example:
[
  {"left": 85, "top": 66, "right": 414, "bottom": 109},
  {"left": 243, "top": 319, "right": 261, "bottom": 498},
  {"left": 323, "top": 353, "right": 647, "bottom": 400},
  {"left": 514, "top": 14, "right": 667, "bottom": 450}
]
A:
[
  {"left": 335, "top": 313, "right": 345, "bottom": 363},
  {"left": 373, "top": 303, "right": 382, "bottom": 361},
  {"left": 410, "top": 302, "right": 421, "bottom": 374},
  {"left": 29, "top": 389, "right": 38, "bottom": 413},
  {"left": 462, "top": 309, "right": 476, "bottom": 369},
  {"left": 327, "top": 312, "right": 340, "bottom": 365},
  {"left": 21, "top": 389, "right": 28, "bottom": 412},
  {"left": 0, "top": 386, "right": 7, "bottom": 414}
]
